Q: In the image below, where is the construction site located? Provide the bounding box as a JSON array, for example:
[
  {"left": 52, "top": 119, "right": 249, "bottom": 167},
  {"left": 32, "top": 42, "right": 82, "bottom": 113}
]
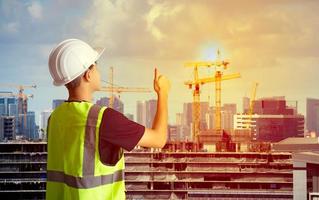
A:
[
  {"left": 0, "top": 141, "right": 295, "bottom": 200},
  {"left": 1, "top": 50, "right": 311, "bottom": 200}
]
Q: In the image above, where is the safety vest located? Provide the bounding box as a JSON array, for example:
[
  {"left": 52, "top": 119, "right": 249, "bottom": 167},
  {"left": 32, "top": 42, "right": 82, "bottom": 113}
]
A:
[{"left": 46, "top": 102, "right": 126, "bottom": 200}]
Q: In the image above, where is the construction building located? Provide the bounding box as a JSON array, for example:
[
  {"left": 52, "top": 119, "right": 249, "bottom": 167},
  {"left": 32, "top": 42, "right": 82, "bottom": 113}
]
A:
[
  {"left": 125, "top": 143, "right": 293, "bottom": 199},
  {"left": 0, "top": 141, "right": 46, "bottom": 199},
  {"left": 0, "top": 141, "right": 296, "bottom": 200}
]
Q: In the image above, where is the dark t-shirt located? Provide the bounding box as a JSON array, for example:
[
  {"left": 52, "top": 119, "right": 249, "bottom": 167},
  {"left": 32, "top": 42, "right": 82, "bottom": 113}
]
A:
[{"left": 99, "top": 107, "right": 145, "bottom": 165}]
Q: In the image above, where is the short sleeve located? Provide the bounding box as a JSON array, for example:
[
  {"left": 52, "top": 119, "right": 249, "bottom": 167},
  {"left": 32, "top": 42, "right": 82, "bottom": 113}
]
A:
[{"left": 99, "top": 108, "right": 145, "bottom": 151}]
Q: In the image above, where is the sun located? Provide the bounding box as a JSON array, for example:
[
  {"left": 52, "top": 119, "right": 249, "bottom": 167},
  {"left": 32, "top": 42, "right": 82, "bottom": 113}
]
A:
[{"left": 196, "top": 41, "right": 227, "bottom": 61}]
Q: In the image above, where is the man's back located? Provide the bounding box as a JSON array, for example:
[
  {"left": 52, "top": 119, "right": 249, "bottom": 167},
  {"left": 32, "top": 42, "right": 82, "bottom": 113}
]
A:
[{"left": 46, "top": 102, "right": 125, "bottom": 200}]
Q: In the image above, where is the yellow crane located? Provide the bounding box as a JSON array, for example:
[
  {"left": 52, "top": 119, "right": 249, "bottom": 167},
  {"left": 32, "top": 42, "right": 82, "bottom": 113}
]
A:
[
  {"left": 0, "top": 84, "right": 36, "bottom": 130},
  {"left": 99, "top": 67, "right": 151, "bottom": 108},
  {"left": 184, "top": 61, "right": 212, "bottom": 142},
  {"left": 210, "top": 50, "right": 240, "bottom": 134},
  {"left": 185, "top": 50, "right": 240, "bottom": 141}
]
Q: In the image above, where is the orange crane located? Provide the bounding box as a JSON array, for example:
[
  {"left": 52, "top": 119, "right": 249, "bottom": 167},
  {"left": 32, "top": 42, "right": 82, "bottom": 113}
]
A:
[
  {"left": 0, "top": 84, "right": 36, "bottom": 131},
  {"left": 99, "top": 67, "right": 151, "bottom": 108},
  {"left": 185, "top": 50, "right": 240, "bottom": 141}
]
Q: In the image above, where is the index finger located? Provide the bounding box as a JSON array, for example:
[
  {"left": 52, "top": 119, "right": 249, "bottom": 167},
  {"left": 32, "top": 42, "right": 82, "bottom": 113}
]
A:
[{"left": 154, "top": 67, "right": 158, "bottom": 80}]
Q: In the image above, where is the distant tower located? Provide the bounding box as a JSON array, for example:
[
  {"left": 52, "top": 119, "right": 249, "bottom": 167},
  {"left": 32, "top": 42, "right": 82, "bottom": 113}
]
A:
[
  {"left": 136, "top": 101, "right": 147, "bottom": 126},
  {"left": 39, "top": 110, "right": 52, "bottom": 140},
  {"left": 243, "top": 97, "right": 250, "bottom": 114},
  {"left": 146, "top": 99, "right": 157, "bottom": 128},
  {"left": 306, "top": 98, "right": 319, "bottom": 136}
]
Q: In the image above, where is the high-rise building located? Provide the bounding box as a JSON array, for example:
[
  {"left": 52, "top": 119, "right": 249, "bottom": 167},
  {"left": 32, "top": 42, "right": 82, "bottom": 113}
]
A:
[
  {"left": 0, "top": 97, "right": 18, "bottom": 116},
  {"left": 176, "top": 113, "right": 183, "bottom": 126},
  {"left": 205, "top": 104, "right": 237, "bottom": 130},
  {"left": 136, "top": 101, "right": 147, "bottom": 126},
  {"left": 306, "top": 98, "right": 319, "bottom": 136},
  {"left": 146, "top": 99, "right": 157, "bottom": 128},
  {"left": 136, "top": 100, "right": 157, "bottom": 128},
  {"left": 242, "top": 96, "right": 250, "bottom": 114},
  {"left": 52, "top": 99, "right": 65, "bottom": 110},
  {"left": 234, "top": 97, "right": 304, "bottom": 142},
  {"left": 39, "top": 110, "right": 52, "bottom": 140},
  {"left": 0, "top": 97, "right": 19, "bottom": 136},
  {"left": 96, "top": 96, "right": 124, "bottom": 113},
  {"left": 221, "top": 103, "right": 237, "bottom": 131},
  {"left": 183, "top": 102, "right": 209, "bottom": 129},
  {"left": 182, "top": 103, "right": 193, "bottom": 127},
  {"left": 18, "top": 112, "right": 37, "bottom": 140}
]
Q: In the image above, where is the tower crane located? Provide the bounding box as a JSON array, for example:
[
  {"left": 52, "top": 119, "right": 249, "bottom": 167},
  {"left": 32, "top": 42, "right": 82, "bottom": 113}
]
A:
[
  {"left": 210, "top": 50, "right": 240, "bottom": 134},
  {"left": 99, "top": 67, "right": 151, "bottom": 108},
  {"left": 184, "top": 50, "right": 240, "bottom": 142},
  {"left": 184, "top": 61, "right": 212, "bottom": 142}
]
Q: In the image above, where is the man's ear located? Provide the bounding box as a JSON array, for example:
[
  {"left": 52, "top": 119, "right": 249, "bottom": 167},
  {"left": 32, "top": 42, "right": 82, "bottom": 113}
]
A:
[{"left": 83, "top": 69, "right": 92, "bottom": 82}]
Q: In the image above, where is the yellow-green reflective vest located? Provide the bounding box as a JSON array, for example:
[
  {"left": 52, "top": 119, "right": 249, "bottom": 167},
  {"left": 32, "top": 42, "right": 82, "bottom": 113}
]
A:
[{"left": 46, "top": 102, "right": 126, "bottom": 200}]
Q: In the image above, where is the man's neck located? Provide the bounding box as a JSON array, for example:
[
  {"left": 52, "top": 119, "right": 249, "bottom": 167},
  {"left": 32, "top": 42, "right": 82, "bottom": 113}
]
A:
[{"left": 67, "top": 87, "right": 93, "bottom": 102}]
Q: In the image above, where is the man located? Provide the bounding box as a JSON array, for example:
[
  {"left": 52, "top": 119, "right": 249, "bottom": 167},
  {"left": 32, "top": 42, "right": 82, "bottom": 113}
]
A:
[{"left": 46, "top": 39, "right": 170, "bottom": 199}]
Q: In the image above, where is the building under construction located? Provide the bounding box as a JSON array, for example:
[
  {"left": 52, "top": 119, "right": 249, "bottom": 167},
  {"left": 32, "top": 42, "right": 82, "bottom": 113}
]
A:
[
  {"left": 0, "top": 141, "right": 294, "bottom": 200},
  {"left": 0, "top": 141, "right": 46, "bottom": 199}
]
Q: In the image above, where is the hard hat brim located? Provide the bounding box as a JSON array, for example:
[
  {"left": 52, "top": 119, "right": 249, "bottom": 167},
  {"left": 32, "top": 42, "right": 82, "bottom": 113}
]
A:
[{"left": 95, "top": 47, "right": 105, "bottom": 62}]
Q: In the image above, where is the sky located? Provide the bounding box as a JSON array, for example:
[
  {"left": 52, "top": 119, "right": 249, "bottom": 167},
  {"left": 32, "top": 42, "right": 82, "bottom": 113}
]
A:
[{"left": 0, "top": 0, "right": 319, "bottom": 125}]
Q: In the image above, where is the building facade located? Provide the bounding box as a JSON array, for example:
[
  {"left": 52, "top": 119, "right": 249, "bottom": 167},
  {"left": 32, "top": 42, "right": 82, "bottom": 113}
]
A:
[{"left": 234, "top": 97, "right": 304, "bottom": 142}]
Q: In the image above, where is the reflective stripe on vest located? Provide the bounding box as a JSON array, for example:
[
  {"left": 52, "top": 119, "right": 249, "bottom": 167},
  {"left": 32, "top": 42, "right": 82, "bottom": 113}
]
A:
[
  {"left": 47, "top": 104, "right": 124, "bottom": 189},
  {"left": 47, "top": 169, "right": 123, "bottom": 189}
]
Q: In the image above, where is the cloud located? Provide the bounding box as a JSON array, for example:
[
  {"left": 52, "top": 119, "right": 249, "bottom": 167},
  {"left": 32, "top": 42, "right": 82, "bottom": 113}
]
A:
[
  {"left": 82, "top": 0, "right": 319, "bottom": 63},
  {"left": 2, "top": 22, "right": 19, "bottom": 33},
  {"left": 146, "top": 2, "right": 184, "bottom": 41},
  {"left": 27, "top": 1, "right": 43, "bottom": 20},
  {"left": 79, "top": 0, "right": 319, "bottom": 118}
]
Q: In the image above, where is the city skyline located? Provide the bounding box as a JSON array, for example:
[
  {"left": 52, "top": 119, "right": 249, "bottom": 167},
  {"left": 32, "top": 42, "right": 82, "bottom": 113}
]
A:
[{"left": 1, "top": 0, "right": 319, "bottom": 124}]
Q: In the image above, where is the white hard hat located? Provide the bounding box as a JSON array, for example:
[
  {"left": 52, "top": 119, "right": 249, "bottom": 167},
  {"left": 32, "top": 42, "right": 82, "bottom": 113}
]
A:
[{"left": 48, "top": 39, "right": 105, "bottom": 86}]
